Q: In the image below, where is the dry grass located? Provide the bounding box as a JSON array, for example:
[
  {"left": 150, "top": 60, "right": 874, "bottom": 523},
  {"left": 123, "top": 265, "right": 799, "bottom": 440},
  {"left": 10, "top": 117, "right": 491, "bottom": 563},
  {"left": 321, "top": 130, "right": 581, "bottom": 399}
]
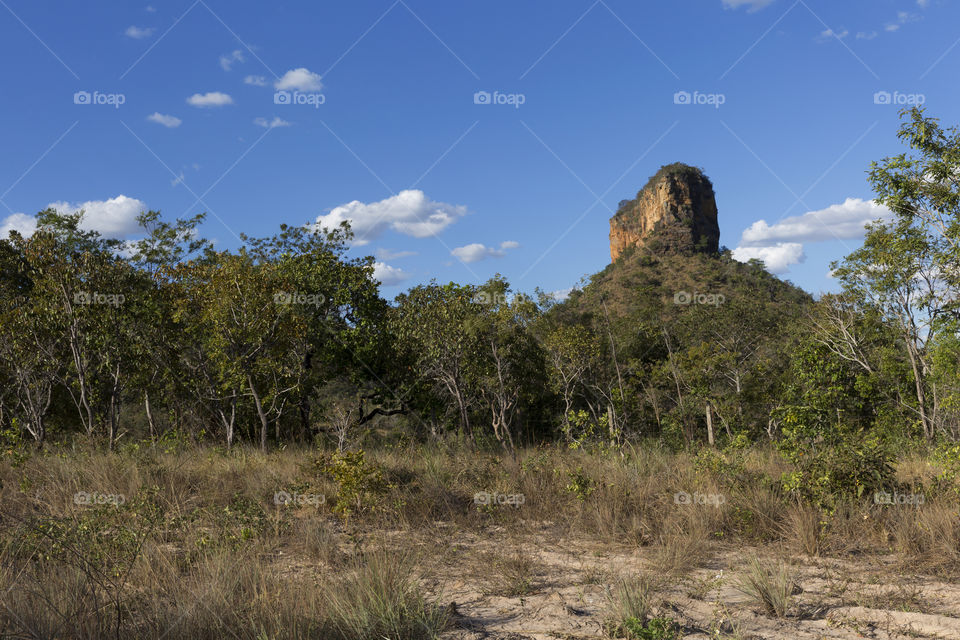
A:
[
  {"left": 603, "top": 573, "right": 657, "bottom": 632},
  {"left": 734, "top": 555, "right": 799, "bottom": 618},
  {"left": 784, "top": 502, "right": 824, "bottom": 556},
  {"left": 2, "top": 440, "right": 959, "bottom": 637},
  {"left": 482, "top": 549, "right": 539, "bottom": 596}
]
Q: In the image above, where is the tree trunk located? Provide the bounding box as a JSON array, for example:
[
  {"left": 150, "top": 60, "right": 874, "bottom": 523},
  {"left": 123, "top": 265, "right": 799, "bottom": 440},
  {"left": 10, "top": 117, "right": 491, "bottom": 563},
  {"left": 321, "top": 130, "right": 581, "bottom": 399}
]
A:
[
  {"left": 144, "top": 390, "right": 156, "bottom": 441},
  {"left": 248, "top": 375, "right": 269, "bottom": 451},
  {"left": 220, "top": 399, "right": 236, "bottom": 450},
  {"left": 905, "top": 342, "right": 932, "bottom": 441},
  {"left": 705, "top": 401, "right": 715, "bottom": 447}
]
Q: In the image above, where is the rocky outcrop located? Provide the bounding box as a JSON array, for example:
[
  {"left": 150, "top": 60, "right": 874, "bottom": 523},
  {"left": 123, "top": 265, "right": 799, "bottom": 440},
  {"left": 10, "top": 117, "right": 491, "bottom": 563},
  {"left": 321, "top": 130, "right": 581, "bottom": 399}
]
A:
[{"left": 609, "top": 163, "right": 720, "bottom": 261}]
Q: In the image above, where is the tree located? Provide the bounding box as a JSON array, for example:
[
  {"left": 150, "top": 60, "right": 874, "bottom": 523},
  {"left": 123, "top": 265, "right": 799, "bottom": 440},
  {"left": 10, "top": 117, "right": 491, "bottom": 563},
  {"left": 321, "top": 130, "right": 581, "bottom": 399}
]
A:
[
  {"left": 6, "top": 210, "right": 149, "bottom": 448},
  {"left": 128, "top": 211, "right": 211, "bottom": 440},
  {"left": 864, "top": 107, "right": 960, "bottom": 440},
  {"left": 833, "top": 221, "right": 943, "bottom": 440},
  {"left": 393, "top": 282, "right": 481, "bottom": 439},
  {"left": 544, "top": 324, "right": 601, "bottom": 442},
  {"left": 467, "top": 276, "right": 546, "bottom": 450}
]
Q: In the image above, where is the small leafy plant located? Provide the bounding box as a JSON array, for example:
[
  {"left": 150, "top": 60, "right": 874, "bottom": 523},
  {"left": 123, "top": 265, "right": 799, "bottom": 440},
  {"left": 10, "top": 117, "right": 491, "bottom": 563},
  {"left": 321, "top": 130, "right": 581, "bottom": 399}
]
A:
[{"left": 316, "top": 449, "right": 387, "bottom": 517}]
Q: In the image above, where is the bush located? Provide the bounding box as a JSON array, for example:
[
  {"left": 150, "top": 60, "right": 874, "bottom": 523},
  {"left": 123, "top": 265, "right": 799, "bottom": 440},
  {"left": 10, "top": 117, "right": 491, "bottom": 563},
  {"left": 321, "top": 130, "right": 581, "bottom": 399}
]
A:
[
  {"left": 316, "top": 449, "right": 388, "bottom": 517},
  {"left": 933, "top": 441, "right": 960, "bottom": 494},
  {"left": 604, "top": 574, "right": 679, "bottom": 639},
  {"left": 0, "top": 421, "right": 30, "bottom": 466},
  {"left": 779, "top": 433, "right": 894, "bottom": 510}
]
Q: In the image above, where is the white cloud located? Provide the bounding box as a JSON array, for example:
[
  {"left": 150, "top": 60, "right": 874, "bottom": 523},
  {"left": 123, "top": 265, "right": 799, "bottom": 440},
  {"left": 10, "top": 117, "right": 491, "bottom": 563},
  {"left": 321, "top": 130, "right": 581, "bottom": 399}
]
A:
[
  {"left": 738, "top": 198, "right": 891, "bottom": 246},
  {"left": 244, "top": 75, "right": 267, "bottom": 86},
  {"left": 721, "top": 0, "right": 775, "bottom": 11},
  {"left": 373, "top": 262, "right": 410, "bottom": 286},
  {"left": 732, "top": 198, "right": 892, "bottom": 274},
  {"left": 44, "top": 195, "right": 147, "bottom": 238},
  {"left": 550, "top": 287, "right": 575, "bottom": 302},
  {"left": 856, "top": 31, "right": 878, "bottom": 40},
  {"left": 315, "top": 190, "right": 467, "bottom": 245},
  {"left": 187, "top": 92, "right": 233, "bottom": 107},
  {"left": 0, "top": 213, "right": 37, "bottom": 238},
  {"left": 147, "top": 112, "right": 181, "bottom": 128},
  {"left": 451, "top": 240, "right": 519, "bottom": 263},
  {"left": 819, "top": 28, "right": 849, "bottom": 40},
  {"left": 253, "top": 116, "right": 291, "bottom": 129},
  {"left": 886, "top": 10, "right": 921, "bottom": 31},
  {"left": 274, "top": 67, "right": 323, "bottom": 91},
  {"left": 732, "top": 243, "right": 805, "bottom": 273},
  {"left": 125, "top": 25, "right": 154, "bottom": 39},
  {"left": 145, "top": 5, "right": 156, "bottom": 12},
  {"left": 376, "top": 248, "right": 417, "bottom": 260},
  {"left": 219, "top": 50, "right": 244, "bottom": 71}
]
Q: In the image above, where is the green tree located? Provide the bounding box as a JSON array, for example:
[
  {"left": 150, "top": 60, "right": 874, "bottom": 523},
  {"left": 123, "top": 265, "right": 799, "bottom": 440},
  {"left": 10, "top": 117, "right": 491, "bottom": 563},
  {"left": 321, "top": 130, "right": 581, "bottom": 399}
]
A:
[
  {"left": 467, "top": 276, "right": 546, "bottom": 449},
  {"left": 393, "top": 281, "right": 481, "bottom": 439}
]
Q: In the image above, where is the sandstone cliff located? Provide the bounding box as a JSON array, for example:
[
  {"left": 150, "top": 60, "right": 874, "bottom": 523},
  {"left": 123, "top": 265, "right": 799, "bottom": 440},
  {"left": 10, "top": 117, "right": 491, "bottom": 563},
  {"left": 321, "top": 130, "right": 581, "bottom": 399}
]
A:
[{"left": 609, "top": 163, "right": 720, "bottom": 261}]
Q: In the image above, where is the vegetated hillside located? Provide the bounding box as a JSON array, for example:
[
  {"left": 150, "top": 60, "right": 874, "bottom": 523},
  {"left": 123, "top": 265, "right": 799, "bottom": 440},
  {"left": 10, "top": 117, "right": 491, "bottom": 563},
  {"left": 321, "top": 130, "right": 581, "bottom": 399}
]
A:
[
  {"left": 561, "top": 246, "right": 813, "bottom": 325},
  {"left": 542, "top": 245, "right": 815, "bottom": 444}
]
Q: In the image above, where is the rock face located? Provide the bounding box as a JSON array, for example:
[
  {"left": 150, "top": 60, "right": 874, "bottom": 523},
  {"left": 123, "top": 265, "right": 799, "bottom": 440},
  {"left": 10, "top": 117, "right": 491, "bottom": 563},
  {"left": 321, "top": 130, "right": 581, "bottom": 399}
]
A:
[{"left": 609, "top": 163, "right": 720, "bottom": 261}]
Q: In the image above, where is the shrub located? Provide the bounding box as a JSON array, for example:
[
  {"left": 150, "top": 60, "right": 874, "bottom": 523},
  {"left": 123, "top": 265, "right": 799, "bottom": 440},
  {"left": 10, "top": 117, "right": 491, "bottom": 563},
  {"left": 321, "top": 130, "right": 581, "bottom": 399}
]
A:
[
  {"left": 778, "top": 426, "right": 894, "bottom": 510},
  {"left": 933, "top": 441, "right": 960, "bottom": 494},
  {"left": 316, "top": 449, "right": 388, "bottom": 517},
  {"left": 622, "top": 616, "right": 680, "bottom": 640},
  {"left": 0, "top": 421, "right": 30, "bottom": 466},
  {"left": 604, "top": 574, "right": 678, "bottom": 639}
]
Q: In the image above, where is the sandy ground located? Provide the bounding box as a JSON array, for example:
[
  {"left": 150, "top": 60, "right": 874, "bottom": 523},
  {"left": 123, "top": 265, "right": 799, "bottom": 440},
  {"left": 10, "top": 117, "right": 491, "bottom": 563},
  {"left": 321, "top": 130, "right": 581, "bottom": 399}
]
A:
[{"left": 390, "top": 525, "right": 960, "bottom": 640}]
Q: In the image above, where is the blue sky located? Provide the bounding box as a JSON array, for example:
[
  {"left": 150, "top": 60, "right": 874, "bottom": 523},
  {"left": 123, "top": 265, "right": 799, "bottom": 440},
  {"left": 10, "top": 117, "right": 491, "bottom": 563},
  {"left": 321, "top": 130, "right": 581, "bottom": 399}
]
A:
[{"left": 0, "top": 0, "right": 957, "bottom": 298}]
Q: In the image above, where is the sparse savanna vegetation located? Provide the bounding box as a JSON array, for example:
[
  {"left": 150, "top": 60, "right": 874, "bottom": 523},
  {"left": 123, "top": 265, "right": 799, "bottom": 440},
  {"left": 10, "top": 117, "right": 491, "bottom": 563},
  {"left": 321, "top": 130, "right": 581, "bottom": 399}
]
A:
[{"left": 3, "top": 109, "right": 960, "bottom": 638}]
